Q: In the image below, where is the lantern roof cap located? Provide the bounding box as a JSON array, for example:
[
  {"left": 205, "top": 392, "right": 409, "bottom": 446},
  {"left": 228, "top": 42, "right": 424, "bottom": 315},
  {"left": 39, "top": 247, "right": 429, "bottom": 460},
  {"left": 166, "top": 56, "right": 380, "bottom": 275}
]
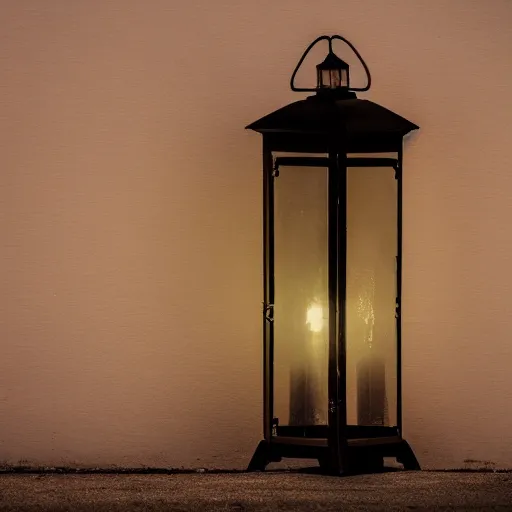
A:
[
  {"left": 317, "top": 51, "right": 349, "bottom": 70},
  {"left": 246, "top": 95, "right": 418, "bottom": 139}
]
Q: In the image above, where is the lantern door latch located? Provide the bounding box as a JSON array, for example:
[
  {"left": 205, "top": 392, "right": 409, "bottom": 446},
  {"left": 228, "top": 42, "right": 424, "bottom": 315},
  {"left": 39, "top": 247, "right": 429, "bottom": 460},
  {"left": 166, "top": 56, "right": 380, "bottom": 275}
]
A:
[{"left": 263, "top": 303, "right": 274, "bottom": 323}]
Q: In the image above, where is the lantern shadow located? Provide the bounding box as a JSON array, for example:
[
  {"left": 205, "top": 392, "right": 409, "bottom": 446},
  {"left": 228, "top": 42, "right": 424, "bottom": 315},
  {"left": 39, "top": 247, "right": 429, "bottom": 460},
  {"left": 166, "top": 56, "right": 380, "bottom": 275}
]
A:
[{"left": 292, "top": 464, "right": 402, "bottom": 475}]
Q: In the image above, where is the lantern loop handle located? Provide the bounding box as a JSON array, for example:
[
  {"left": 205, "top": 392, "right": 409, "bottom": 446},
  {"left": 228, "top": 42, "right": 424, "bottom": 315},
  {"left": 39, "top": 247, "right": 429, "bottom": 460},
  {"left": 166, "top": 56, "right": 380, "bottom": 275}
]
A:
[
  {"left": 290, "top": 34, "right": 372, "bottom": 93},
  {"left": 331, "top": 35, "right": 371, "bottom": 92},
  {"left": 290, "top": 36, "right": 331, "bottom": 92}
]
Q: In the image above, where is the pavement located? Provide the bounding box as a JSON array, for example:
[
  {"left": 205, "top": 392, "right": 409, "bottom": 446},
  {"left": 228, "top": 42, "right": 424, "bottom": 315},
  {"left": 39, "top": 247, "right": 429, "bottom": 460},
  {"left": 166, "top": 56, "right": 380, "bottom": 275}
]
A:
[{"left": 0, "top": 470, "right": 511, "bottom": 511}]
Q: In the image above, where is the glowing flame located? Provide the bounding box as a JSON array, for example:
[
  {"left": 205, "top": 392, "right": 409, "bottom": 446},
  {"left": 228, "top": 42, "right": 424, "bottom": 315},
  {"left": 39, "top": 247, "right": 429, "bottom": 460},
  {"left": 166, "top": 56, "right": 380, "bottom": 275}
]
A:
[{"left": 306, "top": 304, "right": 324, "bottom": 333}]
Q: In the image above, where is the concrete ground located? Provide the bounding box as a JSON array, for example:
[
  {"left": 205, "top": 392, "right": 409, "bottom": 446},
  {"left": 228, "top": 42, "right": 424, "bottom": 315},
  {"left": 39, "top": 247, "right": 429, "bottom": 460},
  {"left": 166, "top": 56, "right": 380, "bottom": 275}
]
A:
[{"left": 0, "top": 471, "right": 511, "bottom": 511}]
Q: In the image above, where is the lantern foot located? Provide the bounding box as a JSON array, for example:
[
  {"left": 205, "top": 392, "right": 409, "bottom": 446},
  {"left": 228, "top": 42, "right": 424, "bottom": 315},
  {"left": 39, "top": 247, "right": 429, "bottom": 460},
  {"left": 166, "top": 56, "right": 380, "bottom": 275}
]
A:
[
  {"left": 247, "top": 441, "right": 280, "bottom": 472},
  {"left": 396, "top": 440, "right": 421, "bottom": 470},
  {"left": 317, "top": 456, "right": 346, "bottom": 475}
]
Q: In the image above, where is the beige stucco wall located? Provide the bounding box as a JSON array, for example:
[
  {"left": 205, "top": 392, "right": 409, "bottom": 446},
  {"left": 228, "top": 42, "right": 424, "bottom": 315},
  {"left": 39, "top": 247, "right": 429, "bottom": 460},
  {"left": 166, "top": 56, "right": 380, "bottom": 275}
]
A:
[{"left": 1, "top": 0, "right": 512, "bottom": 470}]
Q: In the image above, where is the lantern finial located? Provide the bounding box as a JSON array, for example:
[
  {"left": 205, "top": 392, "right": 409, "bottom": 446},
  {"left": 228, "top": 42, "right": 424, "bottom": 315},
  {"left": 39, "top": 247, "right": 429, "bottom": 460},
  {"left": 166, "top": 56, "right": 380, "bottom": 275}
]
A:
[{"left": 290, "top": 34, "right": 372, "bottom": 97}]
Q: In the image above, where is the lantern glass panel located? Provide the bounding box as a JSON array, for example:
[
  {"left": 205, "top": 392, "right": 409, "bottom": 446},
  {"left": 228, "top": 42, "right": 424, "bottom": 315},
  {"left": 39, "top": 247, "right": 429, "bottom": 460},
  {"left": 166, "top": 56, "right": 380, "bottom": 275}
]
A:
[
  {"left": 341, "top": 68, "right": 348, "bottom": 87},
  {"left": 273, "top": 164, "right": 329, "bottom": 427},
  {"left": 320, "top": 69, "right": 348, "bottom": 88},
  {"left": 321, "top": 69, "right": 335, "bottom": 88},
  {"left": 345, "top": 163, "right": 398, "bottom": 428}
]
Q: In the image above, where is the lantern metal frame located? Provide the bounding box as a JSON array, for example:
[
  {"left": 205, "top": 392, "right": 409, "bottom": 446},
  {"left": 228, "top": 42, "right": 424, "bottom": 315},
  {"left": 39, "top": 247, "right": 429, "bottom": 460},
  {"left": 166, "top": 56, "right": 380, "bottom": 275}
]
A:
[{"left": 246, "top": 35, "right": 421, "bottom": 475}]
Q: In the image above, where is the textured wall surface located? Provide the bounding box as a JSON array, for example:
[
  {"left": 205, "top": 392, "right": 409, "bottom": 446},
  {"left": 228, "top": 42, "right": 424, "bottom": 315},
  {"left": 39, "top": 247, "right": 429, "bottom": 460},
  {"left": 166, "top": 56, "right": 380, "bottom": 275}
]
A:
[{"left": 1, "top": 0, "right": 512, "bottom": 470}]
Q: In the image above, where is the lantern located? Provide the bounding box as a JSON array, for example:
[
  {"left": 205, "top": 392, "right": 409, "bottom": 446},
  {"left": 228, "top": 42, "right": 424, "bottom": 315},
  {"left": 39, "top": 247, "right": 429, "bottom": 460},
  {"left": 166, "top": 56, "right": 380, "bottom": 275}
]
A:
[{"left": 246, "top": 35, "right": 421, "bottom": 475}]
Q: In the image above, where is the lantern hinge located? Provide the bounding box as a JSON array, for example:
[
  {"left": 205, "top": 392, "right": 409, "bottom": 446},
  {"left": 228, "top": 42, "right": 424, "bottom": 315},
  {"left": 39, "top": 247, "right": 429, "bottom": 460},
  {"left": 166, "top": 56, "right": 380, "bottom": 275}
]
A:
[
  {"left": 272, "top": 159, "right": 280, "bottom": 178},
  {"left": 272, "top": 417, "right": 279, "bottom": 436},
  {"left": 263, "top": 302, "right": 274, "bottom": 322},
  {"left": 394, "top": 163, "right": 401, "bottom": 180},
  {"left": 395, "top": 298, "right": 401, "bottom": 319}
]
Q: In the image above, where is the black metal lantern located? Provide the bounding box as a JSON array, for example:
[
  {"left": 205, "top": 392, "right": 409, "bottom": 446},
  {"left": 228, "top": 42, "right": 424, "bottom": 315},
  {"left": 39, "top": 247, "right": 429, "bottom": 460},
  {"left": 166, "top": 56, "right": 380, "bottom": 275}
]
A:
[{"left": 246, "top": 35, "right": 421, "bottom": 475}]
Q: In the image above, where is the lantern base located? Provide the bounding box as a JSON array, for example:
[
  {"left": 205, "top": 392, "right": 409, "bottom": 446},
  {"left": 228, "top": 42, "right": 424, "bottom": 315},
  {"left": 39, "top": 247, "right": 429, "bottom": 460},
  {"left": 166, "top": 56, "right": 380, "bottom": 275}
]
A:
[
  {"left": 247, "top": 435, "right": 420, "bottom": 475},
  {"left": 313, "top": 88, "right": 357, "bottom": 101}
]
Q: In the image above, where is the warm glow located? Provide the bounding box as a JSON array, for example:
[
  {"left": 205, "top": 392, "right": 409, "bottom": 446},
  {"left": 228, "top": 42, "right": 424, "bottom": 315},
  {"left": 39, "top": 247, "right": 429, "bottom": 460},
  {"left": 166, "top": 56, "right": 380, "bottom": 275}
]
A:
[{"left": 306, "top": 304, "right": 324, "bottom": 332}]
